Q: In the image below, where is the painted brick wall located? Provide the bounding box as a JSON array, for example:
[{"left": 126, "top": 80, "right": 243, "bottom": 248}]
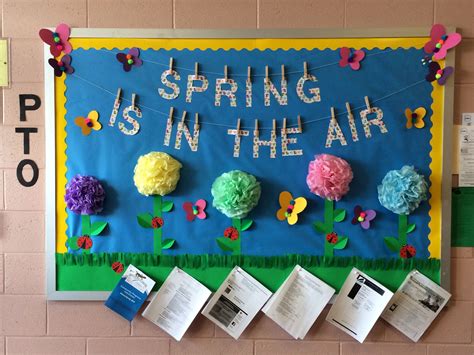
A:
[{"left": 0, "top": 0, "right": 473, "bottom": 354}]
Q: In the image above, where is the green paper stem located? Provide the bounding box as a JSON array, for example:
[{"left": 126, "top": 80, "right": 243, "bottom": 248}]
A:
[
  {"left": 153, "top": 195, "right": 163, "bottom": 255},
  {"left": 234, "top": 218, "right": 242, "bottom": 256},
  {"left": 324, "top": 199, "right": 335, "bottom": 257},
  {"left": 398, "top": 214, "right": 408, "bottom": 246},
  {"left": 81, "top": 214, "right": 91, "bottom": 236}
]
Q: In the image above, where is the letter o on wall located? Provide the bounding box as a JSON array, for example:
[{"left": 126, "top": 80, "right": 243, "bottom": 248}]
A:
[{"left": 16, "top": 159, "right": 39, "bottom": 187}]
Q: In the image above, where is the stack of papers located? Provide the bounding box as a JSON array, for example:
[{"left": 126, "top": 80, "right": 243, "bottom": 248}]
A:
[
  {"left": 382, "top": 270, "right": 451, "bottom": 342},
  {"left": 201, "top": 266, "right": 272, "bottom": 339},
  {"left": 142, "top": 267, "right": 211, "bottom": 341},
  {"left": 326, "top": 268, "right": 393, "bottom": 342},
  {"left": 262, "top": 265, "right": 335, "bottom": 339}
]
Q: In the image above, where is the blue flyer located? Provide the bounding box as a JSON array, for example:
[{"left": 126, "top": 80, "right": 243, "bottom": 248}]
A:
[{"left": 105, "top": 264, "right": 155, "bottom": 321}]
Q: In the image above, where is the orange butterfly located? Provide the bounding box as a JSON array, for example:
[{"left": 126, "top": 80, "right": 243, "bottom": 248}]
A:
[
  {"left": 276, "top": 191, "right": 307, "bottom": 225},
  {"left": 74, "top": 110, "right": 102, "bottom": 136},
  {"left": 405, "top": 107, "right": 426, "bottom": 129}
]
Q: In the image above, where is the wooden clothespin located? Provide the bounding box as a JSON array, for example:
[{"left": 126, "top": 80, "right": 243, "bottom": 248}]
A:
[
  {"left": 236, "top": 118, "right": 241, "bottom": 136},
  {"left": 272, "top": 119, "right": 277, "bottom": 132},
  {"left": 254, "top": 119, "right": 259, "bottom": 137},
  {"left": 283, "top": 118, "right": 287, "bottom": 131},
  {"left": 224, "top": 65, "right": 228, "bottom": 82},
  {"left": 247, "top": 66, "right": 251, "bottom": 82},
  {"left": 303, "top": 62, "right": 308, "bottom": 79},
  {"left": 116, "top": 88, "right": 122, "bottom": 101},
  {"left": 281, "top": 65, "right": 285, "bottom": 81},
  {"left": 169, "top": 57, "right": 174, "bottom": 71},
  {"left": 131, "top": 93, "right": 136, "bottom": 109},
  {"left": 181, "top": 110, "right": 187, "bottom": 125},
  {"left": 265, "top": 66, "right": 269, "bottom": 83},
  {"left": 330, "top": 107, "right": 336, "bottom": 121},
  {"left": 346, "top": 102, "right": 352, "bottom": 116},
  {"left": 297, "top": 115, "right": 302, "bottom": 132},
  {"left": 194, "top": 113, "right": 199, "bottom": 130},
  {"left": 194, "top": 62, "right": 199, "bottom": 77},
  {"left": 168, "top": 107, "right": 174, "bottom": 124},
  {"left": 364, "top": 96, "right": 371, "bottom": 111}
]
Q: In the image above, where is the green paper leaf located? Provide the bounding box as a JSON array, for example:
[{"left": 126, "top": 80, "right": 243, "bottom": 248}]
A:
[
  {"left": 162, "top": 201, "right": 174, "bottom": 213},
  {"left": 333, "top": 209, "right": 346, "bottom": 223},
  {"left": 232, "top": 218, "right": 242, "bottom": 230},
  {"left": 241, "top": 219, "right": 253, "bottom": 231},
  {"left": 66, "top": 237, "right": 80, "bottom": 251},
  {"left": 216, "top": 237, "right": 235, "bottom": 252},
  {"left": 333, "top": 236, "right": 348, "bottom": 249},
  {"left": 407, "top": 223, "right": 416, "bottom": 234},
  {"left": 384, "top": 236, "right": 400, "bottom": 252},
  {"left": 90, "top": 221, "right": 107, "bottom": 236},
  {"left": 161, "top": 238, "right": 175, "bottom": 250},
  {"left": 313, "top": 221, "right": 328, "bottom": 234},
  {"left": 137, "top": 213, "right": 153, "bottom": 228}
]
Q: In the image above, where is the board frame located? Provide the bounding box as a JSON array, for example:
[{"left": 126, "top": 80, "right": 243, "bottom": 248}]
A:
[{"left": 45, "top": 28, "right": 454, "bottom": 300}]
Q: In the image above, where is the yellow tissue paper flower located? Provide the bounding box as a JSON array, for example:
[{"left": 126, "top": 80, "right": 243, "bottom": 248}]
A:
[{"left": 133, "top": 152, "right": 182, "bottom": 196}]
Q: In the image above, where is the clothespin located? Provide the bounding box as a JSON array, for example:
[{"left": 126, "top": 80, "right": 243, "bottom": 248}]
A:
[
  {"left": 364, "top": 96, "right": 371, "bottom": 111},
  {"left": 265, "top": 66, "right": 269, "bottom": 83},
  {"left": 169, "top": 57, "right": 173, "bottom": 71},
  {"left": 346, "top": 102, "right": 352, "bottom": 117},
  {"left": 247, "top": 66, "right": 251, "bottom": 82},
  {"left": 330, "top": 107, "right": 336, "bottom": 121},
  {"left": 254, "top": 119, "right": 259, "bottom": 137},
  {"left": 181, "top": 110, "right": 187, "bottom": 125},
  {"left": 224, "top": 65, "right": 228, "bottom": 82},
  {"left": 115, "top": 88, "right": 122, "bottom": 101},
  {"left": 281, "top": 65, "right": 285, "bottom": 81},
  {"left": 194, "top": 62, "right": 199, "bottom": 77},
  {"left": 236, "top": 118, "right": 241, "bottom": 136},
  {"left": 194, "top": 113, "right": 199, "bottom": 131},
  {"left": 303, "top": 62, "right": 308, "bottom": 79},
  {"left": 298, "top": 115, "right": 302, "bottom": 132},
  {"left": 272, "top": 119, "right": 276, "bottom": 132},
  {"left": 131, "top": 93, "right": 136, "bottom": 109},
  {"left": 168, "top": 107, "right": 174, "bottom": 124},
  {"left": 283, "top": 118, "right": 287, "bottom": 131}
]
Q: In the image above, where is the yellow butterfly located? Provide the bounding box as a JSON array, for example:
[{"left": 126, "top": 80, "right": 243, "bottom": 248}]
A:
[
  {"left": 276, "top": 191, "right": 307, "bottom": 225},
  {"left": 405, "top": 107, "right": 426, "bottom": 129},
  {"left": 74, "top": 110, "right": 102, "bottom": 136}
]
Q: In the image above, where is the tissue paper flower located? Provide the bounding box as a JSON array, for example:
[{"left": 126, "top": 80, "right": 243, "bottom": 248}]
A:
[
  {"left": 211, "top": 170, "right": 261, "bottom": 219},
  {"left": 133, "top": 152, "right": 182, "bottom": 196},
  {"left": 377, "top": 165, "right": 428, "bottom": 215},
  {"left": 65, "top": 174, "right": 105, "bottom": 215},
  {"left": 306, "top": 154, "right": 353, "bottom": 201}
]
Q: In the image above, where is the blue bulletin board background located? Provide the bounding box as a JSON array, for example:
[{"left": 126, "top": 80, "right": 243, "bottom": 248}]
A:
[{"left": 52, "top": 36, "right": 446, "bottom": 295}]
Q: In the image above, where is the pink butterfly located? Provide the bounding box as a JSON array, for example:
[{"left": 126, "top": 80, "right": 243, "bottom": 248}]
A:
[
  {"left": 424, "top": 24, "right": 462, "bottom": 60},
  {"left": 351, "top": 205, "right": 376, "bottom": 230},
  {"left": 339, "top": 47, "right": 365, "bottom": 70},
  {"left": 182, "top": 199, "right": 207, "bottom": 222},
  {"left": 39, "top": 23, "right": 72, "bottom": 57}
]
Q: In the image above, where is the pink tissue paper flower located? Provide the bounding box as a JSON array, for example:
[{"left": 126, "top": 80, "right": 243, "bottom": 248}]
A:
[{"left": 306, "top": 154, "right": 353, "bottom": 201}]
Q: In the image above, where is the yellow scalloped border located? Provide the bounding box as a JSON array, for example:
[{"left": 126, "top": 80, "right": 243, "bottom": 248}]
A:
[{"left": 55, "top": 37, "right": 442, "bottom": 257}]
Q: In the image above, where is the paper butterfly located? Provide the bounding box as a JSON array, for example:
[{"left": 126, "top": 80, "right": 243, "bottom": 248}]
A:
[
  {"left": 405, "top": 107, "right": 426, "bottom": 129},
  {"left": 426, "top": 61, "right": 453, "bottom": 86},
  {"left": 182, "top": 199, "right": 207, "bottom": 221},
  {"left": 48, "top": 55, "right": 74, "bottom": 77},
  {"left": 276, "top": 191, "right": 307, "bottom": 225},
  {"left": 116, "top": 48, "right": 143, "bottom": 72},
  {"left": 424, "top": 24, "right": 462, "bottom": 60},
  {"left": 39, "top": 23, "right": 72, "bottom": 57},
  {"left": 339, "top": 47, "right": 365, "bottom": 71},
  {"left": 74, "top": 110, "right": 102, "bottom": 136},
  {"left": 351, "top": 205, "right": 376, "bottom": 230}
]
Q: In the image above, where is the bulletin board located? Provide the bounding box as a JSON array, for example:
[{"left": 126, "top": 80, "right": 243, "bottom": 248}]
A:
[{"left": 45, "top": 28, "right": 454, "bottom": 300}]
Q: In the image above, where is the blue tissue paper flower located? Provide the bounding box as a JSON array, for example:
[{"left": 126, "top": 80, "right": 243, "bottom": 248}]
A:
[{"left": 377, "top": 166, "right": 428, "bottom": 215}]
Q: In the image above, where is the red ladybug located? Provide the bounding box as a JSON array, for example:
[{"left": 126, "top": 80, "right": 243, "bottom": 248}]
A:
[
  {"left": 151, "top": 217, "right": 164, "bottom": 229},
  {"left": 224, "top": 227, "right": 239, "bottom": 240},
  {"left": 77, "top": 235, "right": 93, "bottom": 250},
  {"left": 326, "top": 232, "right": 338, "bottom": 244},
  {"left": 111, "top": 261, "right": 124, "bottom": 274},
  {"left": 400, "top": 244, "right": 416, "bottom": 259}
]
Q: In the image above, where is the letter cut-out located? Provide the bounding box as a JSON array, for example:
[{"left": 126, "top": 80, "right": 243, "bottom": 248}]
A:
[
  {"left": 264, "top": 78, "right": 288, "bottom": 107},
  {"left": 296, "top": 74, "right": 321, "bottom": 103},
  {"left": 360, "top": 98, "right": 388, "bottom": 138},
  {"left": 175, "top": 113, "right": 200, "bottom": 152},
  {"left": 215, "top": 78, "right": 238, "bottom": 107},
  {"left": 186, "top": 74, "right": 209, "bottom": 103},
  {"left": 326, "top": 108, "right": 347, "bottom": 148},
  {"left": 118, "top": 94, "right": 142, "bottom": 136},
  {"left": 227, "top": 119, "right": 249, "bottom": 158},
  {"left": 254, "top": 120, "right": 277, "bottom": 158},
  {"left": 158, "top": 69, "right": 180, "bottom": 100}
]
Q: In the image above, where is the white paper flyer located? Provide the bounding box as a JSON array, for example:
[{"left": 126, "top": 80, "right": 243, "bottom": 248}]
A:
[
  {"left": 142, "top": 267, "right": 211, "bottom": 341},
  {"left": 262, "top": 265, "right": 335, "bottom": 339},
  {"left": 201, "top": 266, "right": 272, "bottom": 339},
  {"left": 382, "top": 269, "right": 451, "bottom": 342},
  {"left": 326, "top": 268, "right": 393, "bottom": 343}
]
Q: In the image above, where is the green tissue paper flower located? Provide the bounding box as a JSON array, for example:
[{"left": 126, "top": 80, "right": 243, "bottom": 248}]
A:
[{"left": 211, "top": 170, "right": 261, "bottom": 218}]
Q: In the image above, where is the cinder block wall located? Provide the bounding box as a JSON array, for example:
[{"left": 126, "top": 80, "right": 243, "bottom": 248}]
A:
[{"left": 0, "top": 1, "right": 473, "bottom": 354}]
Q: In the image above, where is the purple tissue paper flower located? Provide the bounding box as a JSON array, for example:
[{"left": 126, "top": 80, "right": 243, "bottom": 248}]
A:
[{"left": 65, "top": 174, "right": 105, "bottom": 215}]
